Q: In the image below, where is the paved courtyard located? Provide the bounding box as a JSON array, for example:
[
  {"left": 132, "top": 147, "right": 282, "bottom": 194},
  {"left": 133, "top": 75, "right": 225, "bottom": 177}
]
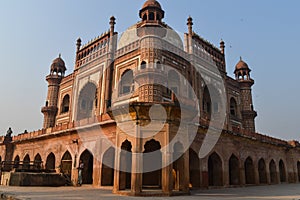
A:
[{"left": 1, "top": 184, "right": 300, "bottom": 200}]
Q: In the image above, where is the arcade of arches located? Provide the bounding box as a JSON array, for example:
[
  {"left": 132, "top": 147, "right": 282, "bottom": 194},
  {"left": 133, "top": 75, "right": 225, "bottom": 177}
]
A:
[{"left": 6, "top": 142, "right": 299, "bottom": 191}]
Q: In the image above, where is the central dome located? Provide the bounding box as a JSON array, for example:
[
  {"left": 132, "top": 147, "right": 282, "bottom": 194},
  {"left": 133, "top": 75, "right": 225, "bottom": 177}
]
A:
[
  {"left": 117, "top": 25, "right": 184, "bottom": 50},
  {"left": 142, "top": 0, "right": 162, "bottom": 9}
]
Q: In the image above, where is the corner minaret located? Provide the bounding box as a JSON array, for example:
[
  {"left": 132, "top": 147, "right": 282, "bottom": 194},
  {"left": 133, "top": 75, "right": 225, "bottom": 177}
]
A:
[
  {"left": 186, "top": 16, "right": 194, "bottom": 54},
  {"left": 41, "top": 55, "right": 66, "bottom": 128},
  {"left": 104, "top": 16, "right": 117, "bottom": 111},
  {"left": 234, "top": 57, "right": 257, "bottom": 132}
]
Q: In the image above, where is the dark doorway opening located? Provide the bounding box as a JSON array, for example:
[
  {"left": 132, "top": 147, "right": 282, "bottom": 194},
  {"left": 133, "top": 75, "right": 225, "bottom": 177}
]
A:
[
  {"left": 119, "top": 140, "right": 132, "bottom": 190},
  {"left": 80, "top": 149, "right": 94, "bottom": 184},
  {"left": 101, "top": 147, "right": 115, "bottom": 186},
  {"left": 143, "top": 139, "right": 162, "bottom": 189},
  {"left": 208, "top": 152, "right": 223, "bottom": 186},
  {"left": 229, "top": 154, "right": 240, "bottom": 185}
]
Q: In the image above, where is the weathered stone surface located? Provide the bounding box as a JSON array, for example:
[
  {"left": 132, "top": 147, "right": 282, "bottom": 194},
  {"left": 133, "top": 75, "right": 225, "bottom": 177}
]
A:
[{"left": 8, "top": 173, "right": 66, "bottom": 187}]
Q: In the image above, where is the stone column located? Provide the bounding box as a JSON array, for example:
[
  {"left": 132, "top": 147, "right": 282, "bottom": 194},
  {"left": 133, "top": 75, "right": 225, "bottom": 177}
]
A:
[
  {"left": 93, "top": 157, "right": 101, "bottom": 187},
  {"left": 181, "top": 150, "right": 190, "bottom": 193},
  {"left": 254, "top": 162, "right": 260, "bottom": 185},
  {"left": 240, "top": 166, "right": 246, "bottom": 185},
  {"left": 266, "top": 164, "right": 271, "bottom": 184},
  {"left": 162, "top": 151, "right": 173, "bottom": 195},
  {"left": 223, "top": 159, "right": 229, "bottom": 187},
  {"left": 131, "top": 124, "right": 142, "bottom": 195},
  {"left": 276, "top": 171, "right": 281, "bottom": 184},
  {"left": 113, "top": 140, "right": 121, "bottom": 193}
]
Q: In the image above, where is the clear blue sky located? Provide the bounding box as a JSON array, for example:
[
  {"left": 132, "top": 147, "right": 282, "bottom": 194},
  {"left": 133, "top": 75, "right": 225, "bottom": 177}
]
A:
[{"left": 0, "top": 0, "right": 299, "bottom": 141}]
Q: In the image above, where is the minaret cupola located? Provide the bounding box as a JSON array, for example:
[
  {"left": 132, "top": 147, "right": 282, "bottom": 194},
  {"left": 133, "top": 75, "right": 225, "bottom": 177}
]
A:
[
  {"left": 139, "top": 0, "right": 165, "bottom": 22},
  {"left": 50, "top": 54, "right": 66, "bottom": 77}
]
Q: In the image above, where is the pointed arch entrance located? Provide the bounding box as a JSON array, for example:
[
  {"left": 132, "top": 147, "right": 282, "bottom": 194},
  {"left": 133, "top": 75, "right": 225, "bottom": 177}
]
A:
[
  {"left": 61, "top": 151, "right": 72, "bottom": 180},
  {"left": 244, "top": 157, "right": 255, "bottom": 184},
  {"left": 34, "top": 154, "right": 42, "bottom": 170},
  {"left": 46, "top": 153, "right": 55, "bottom": 170},
  {"left": 269, "top": 160, "right": 277, "bottom": 184},
  {"left": 23, "top": 154, "right": 30, "bottom": 170},
  {"left": 77, "top": 82, "right": 97, "bottom": 120},
  {"left": 229, "top": 154, "right": 240, "bottom": 185},
  {"left": 189, "top": 149, "right": 200, "bottom": 188},
  {"left": 258, "top": 158, "right": 267, "bottom": 184},
  {"left": 119, "top": 140, "right": 132, "bottom": 190},
  {"left": 279, "top": 160, "right": 286, "bottom": 183},
  {"left": 143, "top": 139, "right": 162, "bottom": 189},
  {"left": 101, "top": 147, "right": 115, "bottom": 186},
  {"left": 208, "top": 152, "right": 223, "bottom": 186},
  {"left": 14, "top": 155, "right": 20, "bottom": 170},
  {"left": 80, "top": 149, "right": 94, "bottom": 184}
]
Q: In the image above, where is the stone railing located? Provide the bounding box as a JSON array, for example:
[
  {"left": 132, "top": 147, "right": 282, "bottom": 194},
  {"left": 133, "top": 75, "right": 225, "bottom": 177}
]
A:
[
  {"left": 161, "top": 40, "right": 189, "bottom": 60},
  {"left": 10, "top": 116, "right": 105, "bottom": 142},
  {"left": 232, "top": 126, "right": 289, "bottom": 146},
  {"left": 77, "top": 46, "right": 109, "bottom": 67},
  {"left": 115, "top": 41, "right": 140, "bottom": 58}
]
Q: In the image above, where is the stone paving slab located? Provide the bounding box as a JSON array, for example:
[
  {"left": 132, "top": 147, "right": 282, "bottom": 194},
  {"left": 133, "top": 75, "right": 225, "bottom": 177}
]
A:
[{"left": 0, "top": 184, "right": 300, "bottom": 200}]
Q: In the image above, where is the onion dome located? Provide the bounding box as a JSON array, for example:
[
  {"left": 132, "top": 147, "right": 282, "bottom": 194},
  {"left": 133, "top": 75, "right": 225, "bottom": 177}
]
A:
[
  {"left": 234, "top": 57, "right": 252, "bottom": 81},
  {"left": 142, "top": 0, "right": 162, "bottom": 9},
  {"left": 50, "top": 54, "right": 66, "bottom": 76},
  {"left": 139, "top": 0, "right": 164, "bottom": 21},
  {"left": 235, "top": 57, "right": 250, "bottom": 73}
]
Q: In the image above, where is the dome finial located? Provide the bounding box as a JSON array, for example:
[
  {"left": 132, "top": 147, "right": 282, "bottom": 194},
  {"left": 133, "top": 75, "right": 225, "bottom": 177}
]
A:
[
  {"left": 59, "top": 53, "right": 61, "bottom": 58},
  {"left": 240, "top": 56, "right": 242, "bottom": 61},
  {"left": 220, "top": 39, "right": 225, "bottom": 54},
  {"left": 187, "top": 16, "right": 193, "bottom": 35}
]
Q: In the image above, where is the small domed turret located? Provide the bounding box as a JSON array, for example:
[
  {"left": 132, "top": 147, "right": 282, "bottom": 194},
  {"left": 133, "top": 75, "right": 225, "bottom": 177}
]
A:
[
  {"left": 50, "top": 54, "right": 66, "bottom": 76},
  {"left": 234, "top": 57, "right": 251, "bottom": 80},
  {"left": 139, "top": 0, "right": 165, "bottom": 22},
  {"left": 142, "top": 0, "right": 162, "bottom": 9}
]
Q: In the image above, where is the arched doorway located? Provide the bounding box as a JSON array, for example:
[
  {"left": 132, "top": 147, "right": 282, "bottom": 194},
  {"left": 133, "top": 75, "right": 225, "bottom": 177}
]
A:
[
  {"left": 80, "top": 149, "right": 94, "bottom": 184},
  {"left": 244, "top": 157, "right": 255, "bottom": 184},
  {"left": 34, "top": 154, "right": 42, "bottom": 170},
  {"left": 230, "top": 98, "right": 238, "bottom": 117},
  {"left": 203, "top": 86, "right": 211, "bottom": 118},
  {"left": 189, "top": 149, "right": 200, "bottom": 188},
  {"left": 14, "top": 155, "right": 20, "bottom": 170},
  {"left": 23, "top": 154, "right": 30, "bottom": 170},
  {"left": 61, "top": 151, "right": 72, "bottom": 180},
  {"left": 258, "top": 158, "right": 267, "bottom": 184},
  {"left": 269, "top": 160, "right": 277, "bottom": 184},
  {"left": 229, "top": 154, "right": 240, "bottom": 185},
  {"left": 297, "top": 161, "right": 300, "bottom": 182},
  {"left": 119, "top": 140, "right": 132, "bottom": 190},
  {"left": 46, "top": 153, "right": 55, "bottom": 171},
  {"left": 61, "top": 94, "right": 70, "bottom": 113},
  {"left": 143, "top": 139, "right": 162, "bottom": 189},
  {"left": 101, "top": 147, "right": 115, "bottom": 186},
  {"left": 77, "top": 82, "right": 97, "bottom": 120},
  {"left": 208, "top": 152, "right": 223, "bottom": 186},
  {"left": 279, "top": 160, "right": 286, "bottom": 183},
  {"left": 120, "top": 69, "right": 134, "bottom": 95}
]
